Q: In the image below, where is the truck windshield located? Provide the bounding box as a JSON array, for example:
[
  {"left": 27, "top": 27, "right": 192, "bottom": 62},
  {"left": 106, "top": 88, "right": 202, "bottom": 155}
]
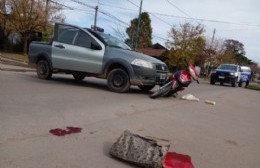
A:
[
  {"left": 241, "top": 66, "right": 251, "bottom": 72},
  {"left": 97, "top": 33, "right": 132, "bottom": 50},
  {"left": 218, "top": 64, "right": 238, "bottom": 71}
]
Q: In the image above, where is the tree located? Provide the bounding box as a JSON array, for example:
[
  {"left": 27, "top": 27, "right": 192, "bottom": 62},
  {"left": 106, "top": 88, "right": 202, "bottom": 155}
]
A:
[
  {"left": 6, "top": 0, "right": 64, "bottom": 54},
  {"left": 0, "top": 0, "right": 12, "bottom": 51},
  {"left": 217, "top": 39, "right": 252, "bottom": 65},
  {"left": 224, "top": 39, "right": 245, "bottom": 56},
  {"left": 166, "top": 23, "right": 206, "bottom": 70},
  {"left": 126, "top": 12, "right": 152, "bottom": 49}
]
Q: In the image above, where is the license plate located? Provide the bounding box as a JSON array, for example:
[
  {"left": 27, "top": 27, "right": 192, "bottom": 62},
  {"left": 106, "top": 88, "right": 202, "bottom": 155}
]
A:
[
  {"left": 219, "top": 76, "right": 225, "bottom": 79},
  {"left": 160, "top": 74, "right": 166, "bottom": 80}
]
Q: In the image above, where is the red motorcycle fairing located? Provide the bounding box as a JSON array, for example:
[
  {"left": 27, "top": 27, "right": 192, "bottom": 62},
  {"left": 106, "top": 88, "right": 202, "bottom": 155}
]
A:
[{"left": 174, "top": 70, "right": 192, "bottom": 87}]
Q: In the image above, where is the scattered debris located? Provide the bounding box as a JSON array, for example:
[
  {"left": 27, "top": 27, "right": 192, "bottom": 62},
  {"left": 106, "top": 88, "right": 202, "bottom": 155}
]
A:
[
  {"left": 89, "top": 131, "right": 97, "bottom": 134},
  {"left": 164, "top": 152, "right": 194, "bottom": 168},
  {"left": 110, "top": 130, "right": 170, "bottom": 168},
  {"left": 204, "top": 100, "right": 216, "bottom": 105},
  {"left": 110, "top": 130, "right": 195, "bottom": 168},
  {"left": 49, "top": 127, "right": 82, "bottom": 136},
  {"left": 181, "top": 94, "right": 200, "bottom": 102}
]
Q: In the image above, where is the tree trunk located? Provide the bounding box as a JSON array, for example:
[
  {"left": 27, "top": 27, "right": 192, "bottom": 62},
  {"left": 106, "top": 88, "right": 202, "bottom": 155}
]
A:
[{"left": 23, "top": 36, "right": 28, "bottom": 55}]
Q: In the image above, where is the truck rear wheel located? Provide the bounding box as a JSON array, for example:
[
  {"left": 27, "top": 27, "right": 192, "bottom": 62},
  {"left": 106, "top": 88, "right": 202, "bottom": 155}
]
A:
[
  {"left": 107, "top": 68, "right": 130, "bottom": 93},
  {"left": 37, "top": 60, "right": 52, "bottom": 79}
]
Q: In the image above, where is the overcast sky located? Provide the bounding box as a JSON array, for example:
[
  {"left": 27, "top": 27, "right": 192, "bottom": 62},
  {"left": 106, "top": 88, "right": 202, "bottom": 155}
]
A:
[{"left": 59, "top": 0, "right": 260, "bottom": 64}]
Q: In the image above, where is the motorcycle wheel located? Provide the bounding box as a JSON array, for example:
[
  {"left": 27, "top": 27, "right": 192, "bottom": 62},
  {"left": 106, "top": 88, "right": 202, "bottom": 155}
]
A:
[{"left": 150, "top": 82, "right": 172, "bottom": 99}]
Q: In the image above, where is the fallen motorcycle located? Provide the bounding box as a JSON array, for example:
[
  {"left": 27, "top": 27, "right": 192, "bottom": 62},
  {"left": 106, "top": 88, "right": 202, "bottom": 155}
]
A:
[{"left": 150, "top": 63, "right": 199, "bottom": 99}]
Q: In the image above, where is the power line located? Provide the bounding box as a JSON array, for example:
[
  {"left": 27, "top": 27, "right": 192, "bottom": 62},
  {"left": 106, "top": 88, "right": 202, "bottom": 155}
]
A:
[
  {"left": 147, "top": 12, "right": 260, "bottom": 27},
  {"left": 125, "top": 0, "right": 260, "bottom": 27},
  {"left": 152, "top": 34, "right": 169, "bottom": 41},
  {"left": 99, "top": 10, "right": 130, "bottom": 26},
  {"left": 126, "top": 0, "right": 139, "bottom": 8},
  {"left": 99, "top": 3, "right": 138, "bottom": 12},
  {"left": 49, "top": 0, "right": 74, "bottom": 10},
  {"left": 165, "top": 0, "right": 193, "bottom": 18},
  {"left": 148, "top": 12, "right": 172, "bottom": 27},
  {"left": 69, "top": 0, "right": 96, "bottom": 10},
  {"left": 126, "top": 0, "right": 173, "bottom": 27}
]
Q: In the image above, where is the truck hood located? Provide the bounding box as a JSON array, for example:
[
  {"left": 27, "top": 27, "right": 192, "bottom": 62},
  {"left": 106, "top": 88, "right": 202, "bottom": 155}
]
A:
[{"left": 107, "top": 47, "right": 165, "bottom": 64}]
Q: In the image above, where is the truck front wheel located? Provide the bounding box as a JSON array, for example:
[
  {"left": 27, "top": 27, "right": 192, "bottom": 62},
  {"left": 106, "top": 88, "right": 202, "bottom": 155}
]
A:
[
  {"left": 37, "top": 60, "right": 52, "bottom": 79},
  {"left": 107, "top": 68, "right": 130, "bottom": 93},
  {"left": 232, "top": 78, "right": 238, "bottom": 87}
]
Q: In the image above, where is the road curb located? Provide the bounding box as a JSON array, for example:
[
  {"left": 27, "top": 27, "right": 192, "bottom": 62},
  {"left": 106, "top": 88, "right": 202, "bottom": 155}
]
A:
[{"left": 0, "top": 55, "right": 35, "bottom": 72}]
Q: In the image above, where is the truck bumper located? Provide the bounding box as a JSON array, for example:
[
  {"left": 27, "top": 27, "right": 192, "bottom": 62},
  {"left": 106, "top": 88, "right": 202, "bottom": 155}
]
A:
[
  {"left": 211, "top": 74, "right": 237, "bottom": 84},
  {"left": 131, "top": 65, "right": 168, "bottom": 85}
]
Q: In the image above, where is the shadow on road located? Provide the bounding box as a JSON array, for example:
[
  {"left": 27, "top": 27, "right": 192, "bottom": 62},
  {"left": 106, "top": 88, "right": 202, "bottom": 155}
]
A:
[{"left": 21, "top": 73, "right": 152, "bottom": 96}]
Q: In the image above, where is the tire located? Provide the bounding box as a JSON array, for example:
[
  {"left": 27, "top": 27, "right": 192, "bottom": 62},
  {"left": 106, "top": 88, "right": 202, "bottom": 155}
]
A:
[
  {"left": 107, "top": 68, "right": 130, "bottom": 93},
  {"left": 150, "top": 82, "right": 172, "bottom": 99},
  {"left": 210, "top": 78, "right": 215, "bottom": 85},
  {"left": 138, "top": 85, "right": 155, "bottom": 92},
  {"left": 37, "top": 60, "right": 52, "bottom": 79},
  {"left": 232, "top": 78, "right": 238, "bottom": 87},
  {"left": 238, "top": 82, "right": 242, "bottom": 87},
  {"left": 73, "top": 73, "right": 86, "bottom": 81}
]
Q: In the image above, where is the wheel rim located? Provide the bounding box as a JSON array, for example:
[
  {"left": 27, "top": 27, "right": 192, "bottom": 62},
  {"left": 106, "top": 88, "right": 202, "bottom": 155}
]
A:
[
  {"left": 38, "top": 62, "right": 47, "bottom": 75},
  {"left": 113, "top": 74, "right": 124, "bottom": 87}
]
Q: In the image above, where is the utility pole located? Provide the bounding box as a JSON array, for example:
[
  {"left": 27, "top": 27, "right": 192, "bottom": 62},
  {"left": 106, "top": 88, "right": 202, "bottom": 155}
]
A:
[
  {"left": 210, "top": 28, "right": 216, "bottom": 48},
  {"left": 134, "top": 0, "right": 143, "bottom": 51},
  {"left": 93, "top": 0, "right": 100, "bottom": 29},
  {"left": 206, "top": 28, "right": 216, "bottom": 77},
  {"left": 94, "top": 5, "right": 98, "bottom": 29}
]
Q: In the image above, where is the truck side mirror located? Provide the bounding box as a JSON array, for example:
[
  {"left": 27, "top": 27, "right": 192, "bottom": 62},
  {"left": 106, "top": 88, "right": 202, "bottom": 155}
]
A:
[{"left": 91, "top": 41, "right": 102, "bottom": 50}]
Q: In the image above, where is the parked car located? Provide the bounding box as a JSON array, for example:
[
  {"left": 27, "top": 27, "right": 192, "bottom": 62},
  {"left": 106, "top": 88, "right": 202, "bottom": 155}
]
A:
[
  {"left": 210, "top": 64, "right": 240, "bottom": 87},
  {"left": 28, "top": 23, "right": 168, "bottom": 93}
]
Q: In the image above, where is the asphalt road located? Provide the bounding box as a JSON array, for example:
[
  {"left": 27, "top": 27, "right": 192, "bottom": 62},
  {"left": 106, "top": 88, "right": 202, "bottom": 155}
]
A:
[{"left": 0, "top": 70, "right": 260, "bottom": 168}]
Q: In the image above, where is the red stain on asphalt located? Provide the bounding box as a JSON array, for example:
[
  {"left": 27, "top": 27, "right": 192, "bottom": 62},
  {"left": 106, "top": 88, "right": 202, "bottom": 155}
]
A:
[
  {"left": 164, "top": 152, "right": 194, "bottom": 168},
  {"left": 49, "top": 127, "right": 82, "bottom": 136}
]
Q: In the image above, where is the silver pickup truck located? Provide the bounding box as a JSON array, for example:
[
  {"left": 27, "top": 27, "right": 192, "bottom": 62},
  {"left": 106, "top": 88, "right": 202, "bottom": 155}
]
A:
[{"left": 28, "top": 23, "right": 168, "bottom": 93}]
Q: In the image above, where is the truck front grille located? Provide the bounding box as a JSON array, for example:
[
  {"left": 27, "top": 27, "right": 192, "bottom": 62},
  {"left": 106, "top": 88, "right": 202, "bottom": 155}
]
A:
[{"left": 156, "top": 64, "right": 167, "bottom": 71}]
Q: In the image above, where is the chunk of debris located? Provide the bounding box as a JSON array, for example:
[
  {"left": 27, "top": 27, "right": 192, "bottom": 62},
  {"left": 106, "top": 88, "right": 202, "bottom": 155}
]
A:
[
  {"left": 181, "top": 94, "right": 200, "bottom": 102},
  {"left": 49, "top": 127, "right": 82, "bottom": 136},
  {"left": 164, "top": 152, "right": 194, "bottom": 168},
  {"left": 110, "top": 130, "right": 170, "bottom": 168},
  {"left": 204, "top": 100, "right": 216, "bottom": 105}
]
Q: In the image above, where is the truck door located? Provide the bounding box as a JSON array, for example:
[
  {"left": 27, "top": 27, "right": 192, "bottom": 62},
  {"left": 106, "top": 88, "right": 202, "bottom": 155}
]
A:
[{"left": 52, "top": 24, "right": 105, "bottom": 73}]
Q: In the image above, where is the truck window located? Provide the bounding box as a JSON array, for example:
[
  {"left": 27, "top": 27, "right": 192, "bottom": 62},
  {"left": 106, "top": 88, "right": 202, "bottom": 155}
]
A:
[
  {"left": 57, "top": 25, "right": 79, "bottom": 45},
  {"left": 74, "top": 30, "right": 93, "bottom": 48}
]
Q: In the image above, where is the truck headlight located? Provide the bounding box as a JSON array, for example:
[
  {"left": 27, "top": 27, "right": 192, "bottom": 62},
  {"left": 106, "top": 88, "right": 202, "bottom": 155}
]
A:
[
  {"left": 131, "top": 59, "right": 153, "bottom": 69},
  {"left": 230, "top": 72, "right": 238, "bottom": 76}
]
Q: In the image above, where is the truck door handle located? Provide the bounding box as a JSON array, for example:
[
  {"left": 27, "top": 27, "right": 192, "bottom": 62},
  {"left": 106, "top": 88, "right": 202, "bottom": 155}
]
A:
[{"left": 54, "top": 44, "right": 65, "bottom": 49}]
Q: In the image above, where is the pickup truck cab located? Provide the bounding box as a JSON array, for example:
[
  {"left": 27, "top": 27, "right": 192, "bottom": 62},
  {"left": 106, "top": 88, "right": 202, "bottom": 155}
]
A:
[
  {"left": 210, "top": 64, "right": 251, "bottom": 87},
  {"left": 28, "top": 23, "right": 168, "bottom": 93}
]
